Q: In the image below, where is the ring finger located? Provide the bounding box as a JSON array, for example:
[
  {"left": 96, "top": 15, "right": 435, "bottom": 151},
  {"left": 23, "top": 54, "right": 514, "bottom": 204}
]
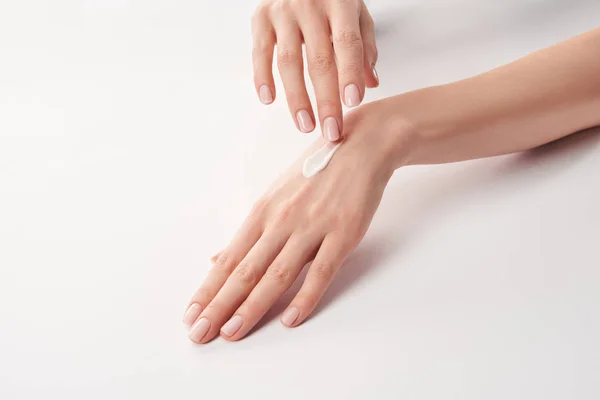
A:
[{"left": 274, "top": 14, "right": 316, "bottom": 133}]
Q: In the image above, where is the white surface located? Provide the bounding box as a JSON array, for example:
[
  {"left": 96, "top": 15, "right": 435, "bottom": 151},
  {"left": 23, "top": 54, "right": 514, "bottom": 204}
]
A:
[{"left": 1, "top": 1, "right": 599, "bottom": 399}]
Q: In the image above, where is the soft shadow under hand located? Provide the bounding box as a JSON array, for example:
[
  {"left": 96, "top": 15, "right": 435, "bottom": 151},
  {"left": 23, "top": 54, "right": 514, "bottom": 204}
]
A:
[{"left": 244, "top": 126, "right": 600, "bottom": 340}]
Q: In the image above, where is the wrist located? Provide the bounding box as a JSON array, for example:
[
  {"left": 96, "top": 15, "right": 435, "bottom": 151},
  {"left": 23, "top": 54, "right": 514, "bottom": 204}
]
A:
[
  {"left": 376, "top": 83, "right": 468, "bottom": 167},
  {"left": 362, "top": 94, "right": 425, "bottom": 171}
]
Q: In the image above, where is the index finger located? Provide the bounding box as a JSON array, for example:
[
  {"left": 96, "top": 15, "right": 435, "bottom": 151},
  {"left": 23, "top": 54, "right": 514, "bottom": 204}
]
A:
[{"left": 298, "top": 11, "right": 343, "bottom": 142}]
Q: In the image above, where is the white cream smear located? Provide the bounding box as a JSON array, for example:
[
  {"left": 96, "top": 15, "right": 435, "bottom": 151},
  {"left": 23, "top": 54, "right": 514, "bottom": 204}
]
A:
[{"left": 302, "top": 141, "right": 342, "bottom": 178}]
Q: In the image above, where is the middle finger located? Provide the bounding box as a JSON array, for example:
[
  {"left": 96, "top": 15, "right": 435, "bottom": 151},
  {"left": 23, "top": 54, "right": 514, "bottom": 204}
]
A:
[
  {"left": 273, "top": 13, "right": 316, "bottom": 133},
  {"left": 297, "top": 9, "right": 343, "bottom": 142}
]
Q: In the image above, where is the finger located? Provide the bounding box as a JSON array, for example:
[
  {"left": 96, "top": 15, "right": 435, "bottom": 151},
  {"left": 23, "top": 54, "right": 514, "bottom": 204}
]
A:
[
  {"left": 328, "top": 1, "right": 364, "bottom": 107},
  {"left": 189, "top": 229, "right": 289, "bottom": 344},
  {"left": 281, "top": 234, "right": 350, "bottom": 328},
  {"left": 298, "top": 12, "right": 343, "bottom": 142},
  {"left": 273, "top": 14, "right": 316, "bottom": 133},
  {"left": 209, "top": 251, "right": 222, "bottom": 264},
  {"left": 220, "top": 232, "right": 321, "bottom": 341},
  {"left": 360, "top": 5, "right": 379, "bottom": 88},
  {"left": 252, "top": 7, "right": 276, "bottom": 104},
  {"left": 183, "top": 213, "right": 262, "bottom": 327}
]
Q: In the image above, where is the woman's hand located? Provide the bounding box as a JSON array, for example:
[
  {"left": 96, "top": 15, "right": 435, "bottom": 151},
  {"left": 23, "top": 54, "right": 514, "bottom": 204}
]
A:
[
  {"left": 252, "top": 0, "right": 379, "bottom": 141},
  {"left": 183, "top": 102, "right": 408, "bottom": 343}
]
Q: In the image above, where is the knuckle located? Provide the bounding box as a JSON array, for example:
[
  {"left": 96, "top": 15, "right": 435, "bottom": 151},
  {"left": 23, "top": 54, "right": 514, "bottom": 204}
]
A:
[
  {"left": 309, "top": 52, "right": 335, "bottom": 75},
  {"left": 252, "top": 39, "right": 272, "bottom": 56},
  {"left": 205, "top": 300, "right": 224, "bottom": 313},
  {"left": 277, "top": 47, "right": 301, "bottom": 66},
  {"left": 340, "top": 61, "right": 362, "bottom": 77},
  {"left": 233, "top": 262, "right": 261, "bottom": 285},
  {"left": 251, "top": 5, "right": 270, "bottom": 30},
  {"left": 266, "top": 263, "right": 291, "bottom": 284},
  {"left": 272, "top": 201, "right": 293, "bottom": 224},
  {"left": 317, "top": 98, "right": 339, "bottom": 115},
  {"left": 269, "top": 0, "right": 289, "bottom": 16},
  {"left": 213, "top": 252, "right": 236, "bottom": 274},
  {"left": 311, "top": 262, "right": 336, "bottom": 281},
  {"left": 307, "top": 201, "right": 324, "bottom": 221},
  {"left": 250, "top": 197, "right": 268, "bottom": 217},
  {"left": 334, "top": 28, "right": 362, "bottom": 48},
  {"left": 289, "top": 0, "right": 305, "bottom": 9},
  {"left": 192, "top": 287, "right": 212, "bottom": 303},
  {"left": 335, "top": 204, "right": 360, "bottom": 223}
]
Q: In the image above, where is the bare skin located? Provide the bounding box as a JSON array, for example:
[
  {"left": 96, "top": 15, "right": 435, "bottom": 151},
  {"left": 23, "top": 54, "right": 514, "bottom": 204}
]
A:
[{"left": 184, "top": 24, "right": 600, "bottom": 343}]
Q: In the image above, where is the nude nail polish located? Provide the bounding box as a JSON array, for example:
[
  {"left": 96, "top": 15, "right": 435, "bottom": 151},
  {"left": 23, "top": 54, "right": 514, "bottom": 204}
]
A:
[
  {"left": 189, "top": 318, "right": 211, "bottom": 342},
  {"left": 344, "top": 84, "right": 360, "bottom": 107},
  {"left": 183, "top": 303, "right": 202, "bottom": 327},
  {"left": 221, "top": 315, "right": 243, "bottom": 337},
  {"left": 281, "top": 307, "right": 300, "bottom": 327},
  {"left": 296, "top": 110, "right": 315, "bottom": 133},
  {"left": 323, "top": 117, "right": 340, "bottom": 142},
  {"left": 372, "top": 66, "right": 379, "bottom": 83},
  {"left": 259, "top": 85, "right": 273, "bottom": 104}
]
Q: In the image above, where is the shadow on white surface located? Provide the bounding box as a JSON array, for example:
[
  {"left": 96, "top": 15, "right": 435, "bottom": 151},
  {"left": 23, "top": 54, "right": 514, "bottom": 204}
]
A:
[
  {"left": 243, "top": 126, "right": 600, "bottom": 338},
  {"left": 313, "top": 126, "right": 600, "bottom": 321}
]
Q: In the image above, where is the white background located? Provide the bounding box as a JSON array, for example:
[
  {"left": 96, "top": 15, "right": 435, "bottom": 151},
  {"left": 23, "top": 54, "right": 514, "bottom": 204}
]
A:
[{"left": 1, "top": 0, "right": 599, "bottom": 399}]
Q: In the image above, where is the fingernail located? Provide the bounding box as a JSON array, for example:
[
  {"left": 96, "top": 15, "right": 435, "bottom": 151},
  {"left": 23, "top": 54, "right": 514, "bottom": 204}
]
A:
[
  {"left": 281, "top": 307, "right": 300, "bottom": 327},
  {"left": 189, "top": 317, "right": 211, "bottom": 343},
  {"left": 259, "top": 85, "right": 273, "bottom": 104},
  {"left": 296, "top": 110, "right": 315, "bottom": 133},
  {"left": 323, "top": 117, "right": 340, "bottom": 142},
  {"left": 372, "top": 66, "right": 379, "bottom": 83},
  {"left": 183, "top": 303, "right": 202, "bottom": 326},
  {"left": 344, "top": 84, "right": 360, "bottom": 107},
  {"left": 221, "top": 315, "right": 243, "bottom": 337}
]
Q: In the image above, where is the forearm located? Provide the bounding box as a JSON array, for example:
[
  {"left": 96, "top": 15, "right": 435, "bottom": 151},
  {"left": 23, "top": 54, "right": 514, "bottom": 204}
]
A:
[{"left": 393, "top": 27, "right": 600, "bottom": 166}]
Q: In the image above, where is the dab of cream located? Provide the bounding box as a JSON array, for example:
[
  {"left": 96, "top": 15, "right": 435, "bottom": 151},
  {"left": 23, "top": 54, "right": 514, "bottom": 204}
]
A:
[{"left": 302, "top": 141, "right": 342, "bottom": 178}]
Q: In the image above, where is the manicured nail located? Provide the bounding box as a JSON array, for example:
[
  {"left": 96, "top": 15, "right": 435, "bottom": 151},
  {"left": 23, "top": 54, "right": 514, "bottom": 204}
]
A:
[
  {"left": 296, "top": 110, "right": 315, "bottom": 133},
  {"left": 183, "top": 303, "right": 202, "bottom": 326},
  {"left": 221, "top": 315, "right": 243, "bottom": 337},
  {"left": 189, "top": 317, "right": 211, "bottom": 343},
  {"left": 323, "top": 117, "right": 340, "bottom": 142},
  {"left": 372, "top": 66, "right": 379, "bottom": 83},
  {"left": 344, "top": 84, "right": 360, "bottom": 107},
  {"left": 259, "top": 85, "right": 273, "bottom": 104},
  {"left": 281, "top": 307, "right": 300, "bottom": 327}
]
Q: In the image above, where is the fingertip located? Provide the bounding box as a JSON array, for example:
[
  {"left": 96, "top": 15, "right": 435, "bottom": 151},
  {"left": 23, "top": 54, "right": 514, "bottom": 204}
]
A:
[
  {"left": 343, "top": 83, "right": 362, "bottom": 108},
  {"left": 259, "top": 85, "right": 274, "bottom": 104},
  {"left": 371, "top": 65, "right": 379, "bottom": 87},
  {"left": 281, "top": 307, "right": 300, "bottom": 327},
  {"left": 296, "top": 109, "right": 316, "bottom": 133},
  {"left": 220, "top": 330, "right": 244, "bottom": 342},
  {"left": 363, "top": 63, "right": 379, "bottom": 88},
  {"left": 322, "top": 117, "right": 342, "bottom": 142}
]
